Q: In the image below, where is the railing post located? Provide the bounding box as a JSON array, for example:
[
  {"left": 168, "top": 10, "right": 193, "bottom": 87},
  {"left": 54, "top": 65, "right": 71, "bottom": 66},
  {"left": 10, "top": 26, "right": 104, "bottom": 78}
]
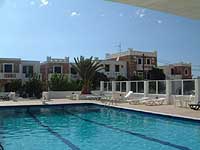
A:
[
  {"left": 112, "top": 81, "right": 116, "bottom": 93},
  {"left": 100, "top": 81, "right": 104, "bottom": 93},
  {"left": 166, "top": 80, "right": 172, "bottom": 104},
  {"left": 144, "top": 81, "right": 148, "bottom": 97},
  {"left": 195, "top": 79, "right": 200, "bottom": 103},
  {"left": 181, "top": 80, "right": 184, "bottom": 96},
  {"left": 120, "top": 81, "right": 122, "bottom": 92},
  {"left": 136, "top": 81, "right": 138, "bottom": 93},
  {"left": 156, "top": 81, "right": 158, "bottom": 94},
  {"left": 126, "top": 81, "right": 131, "bottom": 93}
]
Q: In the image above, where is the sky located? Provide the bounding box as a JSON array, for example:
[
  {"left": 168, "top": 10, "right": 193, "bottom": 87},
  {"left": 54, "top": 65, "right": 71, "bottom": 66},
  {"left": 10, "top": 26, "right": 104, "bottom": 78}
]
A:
[{"left": 0, "top": 0, "right": 200, "bottom": 75}]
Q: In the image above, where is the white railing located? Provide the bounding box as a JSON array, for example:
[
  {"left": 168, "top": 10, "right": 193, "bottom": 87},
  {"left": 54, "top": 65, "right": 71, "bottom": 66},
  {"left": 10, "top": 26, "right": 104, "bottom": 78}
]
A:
[
  {"left": 100, "top": 79, "right": 200, "bottom": 104},
  {"left": 166, "top": 75, "right": 182, "bottom": 80},
  {"left": 0, "top": 73, "right": 23, "bottom": 79},
  {"left": 0, "top": 73, "right": 42, "bottom": 80},
  {"left": 48, "top": 73, "right": 69, "bottom": 80},
  {"left": 104, "top": 72, "right": 127, "bottom": 78},
  {"left": 70, "top": 74, "right": 79, "bottom": 80}
]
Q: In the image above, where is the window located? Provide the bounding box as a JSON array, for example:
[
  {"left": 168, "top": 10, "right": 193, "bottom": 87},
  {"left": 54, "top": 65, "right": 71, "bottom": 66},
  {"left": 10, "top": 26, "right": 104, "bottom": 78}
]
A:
[
  {"left": 23, "top": 66, "right": 33, "bottom": 78},
  {"left": 71, "top": 67, "right": 77, "bottom": 74},
  {"left": 105, "top": 64, "right": 110, "bottom": 72},
  {"left": 115, "top": 65, "right": 120, "bottom": 72},
  {"left": 49, "top": 68, "right": 53, "bottom": 73},
  {"left": 4, "top": 64, "right": 13, "bottom": 73},
  {"left": 138, "top": 58, "right": 142, "bottom": 64},
  {"left": 184, "top": 68, "right": 189, "bottom": 75},
  {"left": 54, "top": 66, "right": 62, "bottom": 73},
  {"left": 171, "top": 68, "right": 175, "bottom": 75},
  {"left": 146, "top": 58, "right": 151, "bottom": 65}
]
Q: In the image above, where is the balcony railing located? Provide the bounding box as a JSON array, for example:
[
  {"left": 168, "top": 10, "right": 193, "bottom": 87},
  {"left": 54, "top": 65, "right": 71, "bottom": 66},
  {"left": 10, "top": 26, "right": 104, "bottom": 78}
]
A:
[
  {"left": 70, "top": 74, "right": 79, "bottom": 80},
  {"left": 0, "top": 73, "right": 23, "bottom": 79},
  {"left": 104, "top": 72, "right": 127, "bottom": 78},
  {"left": 48, "top": 73, "right": 69, "bottom": 80},
  {"left": 166, "top": 75, "right": 182, "bottom": 80},
  {"left": 0, "top": 73, "right": 41, "bottom": 80}
]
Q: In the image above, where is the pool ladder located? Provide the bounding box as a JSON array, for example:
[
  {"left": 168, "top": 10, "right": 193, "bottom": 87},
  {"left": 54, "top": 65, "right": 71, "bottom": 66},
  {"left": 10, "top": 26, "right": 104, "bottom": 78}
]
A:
[{"left": 0, "top": 143, "right": 4, "bottom": 150}]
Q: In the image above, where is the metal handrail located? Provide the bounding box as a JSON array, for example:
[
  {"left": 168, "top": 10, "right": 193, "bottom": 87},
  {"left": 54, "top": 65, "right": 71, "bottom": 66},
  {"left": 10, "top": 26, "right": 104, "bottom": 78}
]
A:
[{"left": 0, "top": 143, "right": 4, "bottom": 150}]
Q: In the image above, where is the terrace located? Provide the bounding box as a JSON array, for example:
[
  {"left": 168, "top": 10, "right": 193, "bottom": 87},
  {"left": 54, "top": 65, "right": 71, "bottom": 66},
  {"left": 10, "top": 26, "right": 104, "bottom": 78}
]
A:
[
  {"left": 101, "top": 79, "right": 199, "bottom": 104},
  {"left": 1, "top": 78, "right": 200, "bottom": 120}
]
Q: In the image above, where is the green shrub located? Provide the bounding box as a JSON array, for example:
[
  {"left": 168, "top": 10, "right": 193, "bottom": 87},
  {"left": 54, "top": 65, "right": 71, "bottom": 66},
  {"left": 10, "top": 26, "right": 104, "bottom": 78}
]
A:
[
  {"left": 10, "top": 80, "right": 22, "bottom": 93},
  {"left": 25, "top": 74, "right": 43, "bottom": 98},
  {"left": 48, "top": 74, "right": 83, "bottom": 91}
]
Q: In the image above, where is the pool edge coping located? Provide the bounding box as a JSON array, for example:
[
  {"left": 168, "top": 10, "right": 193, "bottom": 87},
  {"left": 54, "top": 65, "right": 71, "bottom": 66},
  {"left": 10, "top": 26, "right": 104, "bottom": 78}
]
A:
[
  {"left": 0, "top": 101, "right": 200, "bottom": 122},
  {"left": 94, "top": 103, "right": 200, "bottom": 122}
]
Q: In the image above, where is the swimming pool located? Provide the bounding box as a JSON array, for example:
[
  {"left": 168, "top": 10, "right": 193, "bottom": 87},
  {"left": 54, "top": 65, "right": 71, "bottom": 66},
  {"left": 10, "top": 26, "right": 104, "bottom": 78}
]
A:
[{"left": 0, "top": 104, "right": 200, "bottom": 150}]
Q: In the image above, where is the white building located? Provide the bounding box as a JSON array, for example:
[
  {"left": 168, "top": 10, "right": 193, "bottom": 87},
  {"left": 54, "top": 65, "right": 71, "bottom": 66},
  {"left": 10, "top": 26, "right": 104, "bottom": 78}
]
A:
[
  {"left": 22, "top": 60, "right": 41, "bottom": 80},
  {"left": 159, "top": 62, "right": 192, "bottom": 80},
  {"left": 40, "top": 56, "right": 70, "bottom": 81},
  {"left": 0, "top": 58, "right": 40, "bottom": 92},
  {"left": 106, "top": 49, "right": 157, "bottom": 79},
  {"left": 69, "top": 59, "right": 127, "bottom": 81},
  {"left": 98, "top": 60, "right": 127, "bottom": 79}
]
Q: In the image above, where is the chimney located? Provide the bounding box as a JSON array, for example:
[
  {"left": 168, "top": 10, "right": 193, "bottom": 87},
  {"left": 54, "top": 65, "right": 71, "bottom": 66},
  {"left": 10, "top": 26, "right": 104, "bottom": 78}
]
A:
[
  {"left": 94, "top": 57, "right": 99, "bottom": 61},
  {"left": 65, "top": 57, "right": 69, "bottom": 63},
  {"left": 105, "top": 53, "right": 111, "bottom": 59},
  {"left": 47, "top": 56, "right": 51, "bottom": 62}
]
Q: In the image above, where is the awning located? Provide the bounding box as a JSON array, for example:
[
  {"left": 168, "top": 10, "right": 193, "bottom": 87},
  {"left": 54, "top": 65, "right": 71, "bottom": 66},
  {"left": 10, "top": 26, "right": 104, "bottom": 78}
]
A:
[{"left": 108, "top": 0, "right": 200, "bottom": 20}]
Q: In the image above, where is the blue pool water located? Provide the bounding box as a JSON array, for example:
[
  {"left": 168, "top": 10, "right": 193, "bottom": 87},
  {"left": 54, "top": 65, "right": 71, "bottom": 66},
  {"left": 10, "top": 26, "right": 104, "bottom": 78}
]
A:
[{"left": 0, "top": 104, "right": 200, "bottom": 150}]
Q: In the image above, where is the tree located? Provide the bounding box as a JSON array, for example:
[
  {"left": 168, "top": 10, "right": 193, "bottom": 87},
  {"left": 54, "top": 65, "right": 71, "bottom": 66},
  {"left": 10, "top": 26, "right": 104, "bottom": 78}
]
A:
[
  {"left": 115, "top": 75, "right": 128, "bottom": 81},
  {"left": 67, "top": 80, "right": 83, "bottom": 91},
  {"left": 25, "top": 74, "right": 43, "bottom": 98},
  {"left": 130, "top": 75, "right": 143, "bottom": 81},
  {"left": 91, "top": 72, "right": 109, "bottom": 90},
  {"left": 10, "top": 80, "right": 22, "bottom": 93},
  {"left": 48, "top": 74, "right": 83, "bottom": 91},
  {"left": 48, "top": 74, "right": 69, "bottom": 91},
  {"left": 148, "top": 67, "right": 165, "bottom": 80},
  {"left": 72, "top": 56, "right": 102, "bottom": 94}
]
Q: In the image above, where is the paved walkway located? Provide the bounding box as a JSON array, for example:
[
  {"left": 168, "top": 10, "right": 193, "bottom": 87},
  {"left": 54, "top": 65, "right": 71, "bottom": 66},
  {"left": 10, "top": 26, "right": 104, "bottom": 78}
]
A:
[{"left": 0, "top": 99, "right": 199, "bottom": 120}]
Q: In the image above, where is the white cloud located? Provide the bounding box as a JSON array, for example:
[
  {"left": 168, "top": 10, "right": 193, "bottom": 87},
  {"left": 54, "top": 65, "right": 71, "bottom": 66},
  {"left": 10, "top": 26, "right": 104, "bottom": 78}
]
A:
[
  {"left": 119, "top": 13, "right": 123, "bottom": 17},
  {"left": 70, "top": 11, "right": 80, "bottom": 17},
  {"left": 100, "top": 14, "right": 105, "bottom": 17},
  {"left": 40, "top": 0, "right": 48, "bottom": 7},
  {"left": 157, "top": 20, "right": 163, "bottom": 24}
]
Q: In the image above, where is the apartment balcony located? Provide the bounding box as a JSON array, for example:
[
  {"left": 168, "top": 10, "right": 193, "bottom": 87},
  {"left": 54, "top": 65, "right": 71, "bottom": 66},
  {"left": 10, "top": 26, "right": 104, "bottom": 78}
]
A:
[
  {"left": 136, "top": 65, "right": 153, "bottom": 71},
  {"left": 105, "top": 72, "right": 127, "bottom": 78},
  {"left": 48, "top": 73, "right": 69, "bottom": 81},
  {"left": 0, "top": 73, "right": 42, "bottom": 81},
  {"left": 70, "top": 74, "right": 80, "bottom": 80},
  {"left": 22, "top": 73, "right": 42, "bottom": 81},
  {"left": 0, "top": 73, "right": 24, "bottom": 80},
  {"left": 166, "top": 75, "right": 183, "bottom": 80}
]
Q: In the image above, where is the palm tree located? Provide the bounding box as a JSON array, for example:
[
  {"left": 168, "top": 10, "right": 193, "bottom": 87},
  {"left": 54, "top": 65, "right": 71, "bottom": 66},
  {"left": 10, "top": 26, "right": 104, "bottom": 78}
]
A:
[{"left": 72, "top": 56, "right": 102, "bottom": 94}]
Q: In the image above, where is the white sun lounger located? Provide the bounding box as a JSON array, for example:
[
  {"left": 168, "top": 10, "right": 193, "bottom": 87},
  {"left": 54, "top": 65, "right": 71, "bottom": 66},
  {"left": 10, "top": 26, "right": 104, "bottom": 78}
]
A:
[
  {"left": 127, "top": 97, "right": 149, "bottom": 105},
  {"left": 144, "top": 97, "right": 166, "bottom": 106},
  {"left": 124, "top": 91, "right": 133, "bottom": 99}
]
